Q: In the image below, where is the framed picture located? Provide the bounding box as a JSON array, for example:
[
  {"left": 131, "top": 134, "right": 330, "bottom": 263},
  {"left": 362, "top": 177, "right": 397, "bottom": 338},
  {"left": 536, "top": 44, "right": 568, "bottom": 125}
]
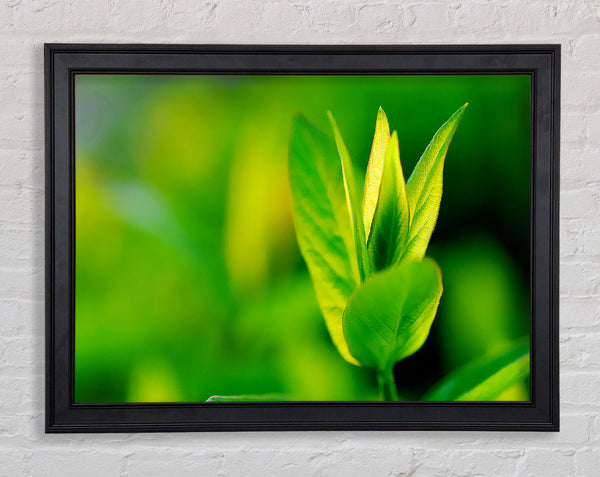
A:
[{"left": 45, "top": 44, "right": 559, "bottom": 432}]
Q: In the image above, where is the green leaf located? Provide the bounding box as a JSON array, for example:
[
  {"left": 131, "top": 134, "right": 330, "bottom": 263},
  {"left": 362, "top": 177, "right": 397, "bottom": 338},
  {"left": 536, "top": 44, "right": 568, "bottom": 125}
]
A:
[
  {"left": 404, "top": 103, "right": 468, "bottom": 261},
  {"left": 423, "top": 340, "right": 530, "bottom": 401},
  {"left": 367, "top": 131, "right": 410, "bottom": 271},
  {"left": 288, "top": 115, "right": 359, "bottom": 365},
  {"left": 362, "top": 107, "right": 391, "bottom": 240},
  {"left": 328, "top": 111, "right": 372, "bottom": 282},
  {"left": 342, "top": 258, "right": 443, "bottom": 372},
  {"left": 206, "top": 394, "right": 287, "bottom": 402}
]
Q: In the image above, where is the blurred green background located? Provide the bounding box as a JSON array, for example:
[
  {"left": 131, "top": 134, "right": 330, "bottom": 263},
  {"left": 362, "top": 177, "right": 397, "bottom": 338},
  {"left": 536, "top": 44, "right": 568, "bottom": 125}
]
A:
[{"left": 75, "top": 74, "right": 530, "bottom": 403}]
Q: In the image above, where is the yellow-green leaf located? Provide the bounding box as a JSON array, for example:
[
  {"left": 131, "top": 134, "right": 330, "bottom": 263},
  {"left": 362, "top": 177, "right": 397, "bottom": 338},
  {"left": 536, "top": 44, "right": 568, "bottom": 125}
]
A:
[
  {"left": 367, "top": 132, "right": 410, "bottom": 271},
  {"left": 207, "top": 394, "right": 287, "bottom": 402},
  {"left": 342, "top": 258, "right": 443, "bottom": 372},
  {"left": 328, "top": 111, "right": 371, "bottom": 282},
  {"left": 288, "top": 115, "right": 359, "bottom": 365},
  {"left": 423, "top": 340, "right": 530, "bottom": 401},
  {"left": 404, "top": 103, "right": 468, "bottom": 261},
  {"left": 362, "top": 107, "right": 390, "bottom": 240}
]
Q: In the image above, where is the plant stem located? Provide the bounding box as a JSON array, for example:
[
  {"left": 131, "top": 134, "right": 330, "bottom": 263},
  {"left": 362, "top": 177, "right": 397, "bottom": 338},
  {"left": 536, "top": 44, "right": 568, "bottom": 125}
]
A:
[{"left": 377, "top": 367, "right": 399, "bottom": 401}]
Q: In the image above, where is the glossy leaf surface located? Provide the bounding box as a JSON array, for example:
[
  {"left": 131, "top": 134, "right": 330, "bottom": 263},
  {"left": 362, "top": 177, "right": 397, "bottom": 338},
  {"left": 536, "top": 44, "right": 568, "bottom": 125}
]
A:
[
  {"left": 362, "top": 107, "right": 391, "bottom": 239},
  {"left": 342, "top": 258, "right": 443, "bottom": 372}
]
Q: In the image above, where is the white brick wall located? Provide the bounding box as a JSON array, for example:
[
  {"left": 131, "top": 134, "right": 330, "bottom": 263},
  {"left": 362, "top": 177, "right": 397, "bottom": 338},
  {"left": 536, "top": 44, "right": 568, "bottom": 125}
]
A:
[{"left": 0, "top": 0, "right": 598, "bottom": 475}]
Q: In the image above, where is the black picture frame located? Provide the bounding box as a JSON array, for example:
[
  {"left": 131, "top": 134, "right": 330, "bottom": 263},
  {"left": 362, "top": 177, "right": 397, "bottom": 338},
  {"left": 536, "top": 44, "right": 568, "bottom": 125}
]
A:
[{"left": 45, "top": 44, "right": 560, "bottom": 433}]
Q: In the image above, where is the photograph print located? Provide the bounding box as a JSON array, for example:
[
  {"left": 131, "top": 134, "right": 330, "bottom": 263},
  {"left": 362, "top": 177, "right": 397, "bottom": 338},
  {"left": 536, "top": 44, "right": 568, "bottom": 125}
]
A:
[{"left": 74, "top": 73, "right": 531, "bottom": 404}]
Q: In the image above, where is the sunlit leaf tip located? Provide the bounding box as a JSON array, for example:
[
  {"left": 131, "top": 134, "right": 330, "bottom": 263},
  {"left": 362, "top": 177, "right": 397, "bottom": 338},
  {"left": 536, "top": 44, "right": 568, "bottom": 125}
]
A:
[
  {"left": 403, "top": 103, "right": 468, "bottom": 262},
  {"left": 363, "top": 107, "right": 391, "bottom": 240}
]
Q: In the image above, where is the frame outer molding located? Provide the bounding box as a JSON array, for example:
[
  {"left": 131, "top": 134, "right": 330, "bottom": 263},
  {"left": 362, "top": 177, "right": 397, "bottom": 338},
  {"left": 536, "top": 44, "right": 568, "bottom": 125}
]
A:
[{"left": 45, "top": 44, "right": 560, "bottom": 433}]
